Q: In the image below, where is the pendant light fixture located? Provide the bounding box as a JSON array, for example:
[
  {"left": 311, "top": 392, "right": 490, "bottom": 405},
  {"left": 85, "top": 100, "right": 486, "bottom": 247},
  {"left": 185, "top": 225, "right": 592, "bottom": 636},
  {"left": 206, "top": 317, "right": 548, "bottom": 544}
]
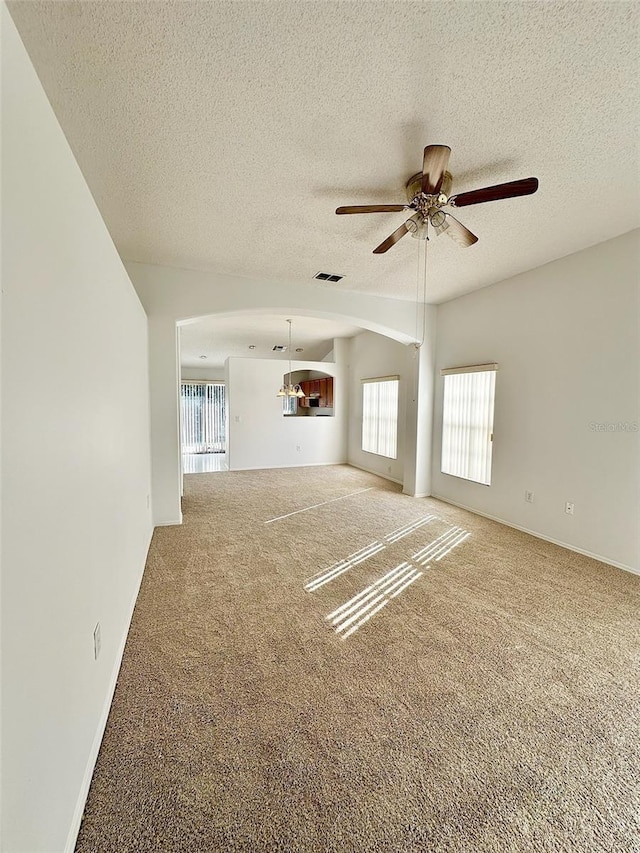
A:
[{"left": 276, "top": 319, "right": 305, "bottom": 398}]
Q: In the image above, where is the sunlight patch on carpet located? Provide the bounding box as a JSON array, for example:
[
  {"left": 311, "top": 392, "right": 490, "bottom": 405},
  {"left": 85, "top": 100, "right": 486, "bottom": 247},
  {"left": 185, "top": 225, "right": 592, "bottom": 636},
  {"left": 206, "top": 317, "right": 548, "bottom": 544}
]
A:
[
  {"left": 264, "top": 487, "right": 373, "bottom": 524},
  {"left": 412, "top": 527, "right": 470, "bottom": 566},
  {"left": 304, "top": 541, "right": 386, "bottom": 591},
  {"left": 305, "top": 514, "right": 440, "bottom": 591},
  {"left": 384, "top": 514, "right": 437, "bottom": 544},
  {"left": 327, "top": 562, "right": 423, "bottom": 639}
]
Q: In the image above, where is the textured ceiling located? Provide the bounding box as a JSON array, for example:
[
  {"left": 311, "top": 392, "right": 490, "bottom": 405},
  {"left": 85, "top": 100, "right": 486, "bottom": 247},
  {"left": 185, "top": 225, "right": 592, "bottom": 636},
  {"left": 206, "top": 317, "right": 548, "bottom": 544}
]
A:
[
  {"left": 8, "top": 1, "right": 640, "bottom": 303},
  {"left": 179, "top": 313, "right": 362, "bottom": 369}
]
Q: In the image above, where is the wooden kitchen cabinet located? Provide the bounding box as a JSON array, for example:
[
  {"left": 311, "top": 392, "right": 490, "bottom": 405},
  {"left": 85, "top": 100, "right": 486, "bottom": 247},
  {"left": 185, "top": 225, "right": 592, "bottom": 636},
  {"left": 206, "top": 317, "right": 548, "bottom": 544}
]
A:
[
  {"left": 325, "top": 378, "right": 333, "bottom": 408},
  {"left": 297, "top": 376, "right": 333, "bottom": 408}
]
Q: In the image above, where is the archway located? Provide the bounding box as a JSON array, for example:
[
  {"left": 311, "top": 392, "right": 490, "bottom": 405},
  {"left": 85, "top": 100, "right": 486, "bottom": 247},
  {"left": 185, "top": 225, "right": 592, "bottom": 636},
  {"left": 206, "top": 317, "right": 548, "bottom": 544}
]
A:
[{"left": 130, "top": 261, "right": 435, "bottom": 525}]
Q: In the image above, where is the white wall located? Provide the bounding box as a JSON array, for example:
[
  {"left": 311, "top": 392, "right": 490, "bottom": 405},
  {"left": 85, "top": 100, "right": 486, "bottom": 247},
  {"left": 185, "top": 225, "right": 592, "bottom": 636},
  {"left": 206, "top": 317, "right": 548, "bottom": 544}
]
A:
[
  {"left": 181, "top": 366, "right": 225, "bottom": 382},
  {"left": 228, "top": 355, "right": 345, "bottom": 470},
  {"left": 1, "top": 9, "right": 153, "bottom": 853},
  {"left": 128, "top": 261, "right": 422, "bottom": 524},
  {"left": 432, "top": 230, "right": 640, "bottom": 572},
  {"left": 402, "top": 310, "right": 437, "bottom": 498},
  {"left": 347, "top": 331, "right": 413, "bottom": 484}
]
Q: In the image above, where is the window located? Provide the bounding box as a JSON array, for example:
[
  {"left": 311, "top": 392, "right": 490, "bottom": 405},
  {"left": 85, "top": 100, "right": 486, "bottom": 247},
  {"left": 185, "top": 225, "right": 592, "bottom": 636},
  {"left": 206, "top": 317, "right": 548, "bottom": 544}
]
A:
[
  {"left": 441, "top": 363, "right": 497, "bottom": 485},
  {"left": 180, "top": 382, "right": 226, "bottom": 453},
  {"left": 361, "top": 376, "right": 399, "bottom": 458},
  {"left": 282, "top": 395, "right": 297, "bottom": 416}
]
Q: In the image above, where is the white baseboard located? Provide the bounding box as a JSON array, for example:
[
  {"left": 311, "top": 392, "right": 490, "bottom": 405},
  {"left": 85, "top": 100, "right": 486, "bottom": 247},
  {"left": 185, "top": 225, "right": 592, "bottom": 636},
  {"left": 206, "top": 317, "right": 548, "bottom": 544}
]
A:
[
  {"left": 230, "top": 461, "right": 346, "bottom": 472},
  {"left": 431, "top": 494, "right": 639, "bottom": 576},
  {"left": 154, "top": 511, "right": 183, "bottom": 526},
  {"left": 64, "top": 527, "right": 153, "bottom": 853},
  {"left": 347, "top": 461, "right": 403, "bottom": 486}
]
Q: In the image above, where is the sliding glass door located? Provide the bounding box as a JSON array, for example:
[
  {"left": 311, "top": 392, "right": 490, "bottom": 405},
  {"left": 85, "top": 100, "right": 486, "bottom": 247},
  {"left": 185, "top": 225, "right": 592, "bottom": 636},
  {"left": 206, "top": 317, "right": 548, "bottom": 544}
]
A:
[{"left": 180, "top": 382, "right": 226, "bottom": 453}]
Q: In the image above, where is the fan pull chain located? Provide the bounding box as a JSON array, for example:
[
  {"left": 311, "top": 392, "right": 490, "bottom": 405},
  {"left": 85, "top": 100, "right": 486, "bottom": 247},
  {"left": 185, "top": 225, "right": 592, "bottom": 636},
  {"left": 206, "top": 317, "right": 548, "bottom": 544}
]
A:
[{"left": 414, "top": 228, "right": 429, "bottom": 351}]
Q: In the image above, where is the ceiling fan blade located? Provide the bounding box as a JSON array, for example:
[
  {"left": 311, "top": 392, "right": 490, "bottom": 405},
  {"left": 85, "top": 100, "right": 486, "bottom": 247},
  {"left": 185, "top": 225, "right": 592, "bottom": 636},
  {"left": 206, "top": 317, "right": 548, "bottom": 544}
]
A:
[
  {"left": 372, "top": 221, "right": 411, "bottom": 254},
  {"left": 422, "top": 145, "right": 451, "bottom": 194},
  {"left": 443, "top": 213, "right": 478, "bottom": 247},
  {"left": 336, "top": 205, "right": 407, "bottom": 215},
  {"left": 450, "top": 177, "right": 539, "bottom": 208}
]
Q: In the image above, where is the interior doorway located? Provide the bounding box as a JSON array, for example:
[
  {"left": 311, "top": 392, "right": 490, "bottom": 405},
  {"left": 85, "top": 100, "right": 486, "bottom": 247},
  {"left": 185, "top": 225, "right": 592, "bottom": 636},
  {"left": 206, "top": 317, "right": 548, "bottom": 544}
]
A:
[{"left": 180, "top": 381, "right": 228, "bottom": 472}]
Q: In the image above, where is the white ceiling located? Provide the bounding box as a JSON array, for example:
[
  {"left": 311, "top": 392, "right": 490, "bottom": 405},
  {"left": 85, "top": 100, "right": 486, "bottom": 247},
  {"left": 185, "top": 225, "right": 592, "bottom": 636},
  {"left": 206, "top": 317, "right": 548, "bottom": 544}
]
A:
[
  {"left": 180, "top": 314, "right": 362, "bottom": 369},
  {"left": 8, "top": 1, "right": 640, "bottom": 305}
]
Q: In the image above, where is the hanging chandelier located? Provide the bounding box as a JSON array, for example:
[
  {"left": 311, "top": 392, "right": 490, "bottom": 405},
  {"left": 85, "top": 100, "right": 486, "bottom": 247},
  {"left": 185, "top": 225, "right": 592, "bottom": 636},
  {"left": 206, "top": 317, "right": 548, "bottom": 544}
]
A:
[{"left": 276, "top": 319, "right": 305, "bottom": 398}]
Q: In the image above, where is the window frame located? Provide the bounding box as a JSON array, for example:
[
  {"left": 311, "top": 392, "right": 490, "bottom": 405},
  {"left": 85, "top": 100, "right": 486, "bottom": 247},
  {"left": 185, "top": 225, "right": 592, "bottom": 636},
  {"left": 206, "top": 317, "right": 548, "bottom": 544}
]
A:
[
  {"left": 361, "top": 375, "right": 400, "bottom": 459},
  {"left": 440, "top": 363, "right": 497, "bottom": 486},
  {"left": 180, "top": 380, "right": 227, "bottom": 454}
]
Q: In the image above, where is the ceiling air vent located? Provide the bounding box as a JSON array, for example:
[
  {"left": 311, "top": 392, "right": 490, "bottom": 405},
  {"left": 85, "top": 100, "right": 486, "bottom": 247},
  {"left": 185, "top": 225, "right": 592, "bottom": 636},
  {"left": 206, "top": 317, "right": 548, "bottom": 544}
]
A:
[
  {"left": 314, "top": 272, "right": 344, "bottom": 282},
  {"left": 272, "top": 345, "right": 287, "bottom": 352}
]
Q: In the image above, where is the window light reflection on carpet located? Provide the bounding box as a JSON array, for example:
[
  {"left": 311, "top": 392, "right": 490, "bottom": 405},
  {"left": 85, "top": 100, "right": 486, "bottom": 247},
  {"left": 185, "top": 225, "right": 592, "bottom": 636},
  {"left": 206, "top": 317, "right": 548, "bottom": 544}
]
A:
[
  {"left": 264, "top": 487, "right": 373, "bottom": 524},
  {"left": 304, "top": 514, "right": 438, "bottom": 592},
  {"left": 384, "top": 514, "right": 437, "bottom": 544},
  {"left": 411, "top": 527, "right": 470, "bottom": 566},
  {"left": 327, "top": 563, "right": 423, "bottom": 640},
  {"left": 304, "top": 541, "right": 386, "bottom": 591}
]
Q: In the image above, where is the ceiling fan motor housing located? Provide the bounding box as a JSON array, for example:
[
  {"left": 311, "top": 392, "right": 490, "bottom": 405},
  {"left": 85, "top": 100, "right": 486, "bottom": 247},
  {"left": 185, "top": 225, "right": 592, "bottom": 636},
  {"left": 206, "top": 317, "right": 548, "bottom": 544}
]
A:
[{"left": 406, "top": 170, "right": 453, "bottom": 203}]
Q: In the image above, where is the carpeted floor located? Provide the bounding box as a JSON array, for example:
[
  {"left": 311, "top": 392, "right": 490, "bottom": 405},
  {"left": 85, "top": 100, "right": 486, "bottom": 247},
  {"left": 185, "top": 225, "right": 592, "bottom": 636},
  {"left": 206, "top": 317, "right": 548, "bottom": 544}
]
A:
[{"left": 76, "top": 465, "right": 640, "bottom": 853}]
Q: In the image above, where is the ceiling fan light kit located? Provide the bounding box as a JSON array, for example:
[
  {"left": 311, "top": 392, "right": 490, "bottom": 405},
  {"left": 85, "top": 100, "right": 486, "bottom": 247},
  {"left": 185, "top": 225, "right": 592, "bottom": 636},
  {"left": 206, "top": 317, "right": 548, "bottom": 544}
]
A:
[{"left": 336, "top": 144, "right": 539, "bottom": 254}]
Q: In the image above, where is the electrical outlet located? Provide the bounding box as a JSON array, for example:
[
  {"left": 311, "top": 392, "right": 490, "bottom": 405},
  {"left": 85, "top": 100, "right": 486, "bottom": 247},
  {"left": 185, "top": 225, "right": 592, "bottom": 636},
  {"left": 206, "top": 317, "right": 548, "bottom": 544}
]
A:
[
  {"left": 525, "top": 490, "right": 534, "bottom": 503},
  {"left": 296, "top": 445, "right": 301, "bottom": 452},
  {"left": 565, "top": 501, "right": 574, "bottom": 515},
  {"left": 93, "top": 622, "right": 101, "bottom": 660}
]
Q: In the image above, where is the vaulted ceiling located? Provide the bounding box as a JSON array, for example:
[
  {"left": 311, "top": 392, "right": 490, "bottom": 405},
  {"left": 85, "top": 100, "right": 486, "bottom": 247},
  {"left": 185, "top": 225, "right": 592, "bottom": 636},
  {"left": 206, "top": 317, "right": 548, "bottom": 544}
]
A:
[{"left": 8, "top": 1, "right": 639, "bottom": 305}]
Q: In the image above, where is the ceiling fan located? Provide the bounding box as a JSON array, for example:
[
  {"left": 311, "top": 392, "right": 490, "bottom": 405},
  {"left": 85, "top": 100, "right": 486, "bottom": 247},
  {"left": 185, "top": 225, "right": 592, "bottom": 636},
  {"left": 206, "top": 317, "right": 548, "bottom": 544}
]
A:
[{"left": 336, "top": 145, "right": 539, "bottom": 254}]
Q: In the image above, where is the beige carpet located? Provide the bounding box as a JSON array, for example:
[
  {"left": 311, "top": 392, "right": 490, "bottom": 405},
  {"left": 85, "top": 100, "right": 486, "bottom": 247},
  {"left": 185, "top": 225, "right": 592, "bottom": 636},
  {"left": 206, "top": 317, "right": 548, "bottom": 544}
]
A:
[{"left": 76, "top": 465, "right": 640, "bottom": 853}]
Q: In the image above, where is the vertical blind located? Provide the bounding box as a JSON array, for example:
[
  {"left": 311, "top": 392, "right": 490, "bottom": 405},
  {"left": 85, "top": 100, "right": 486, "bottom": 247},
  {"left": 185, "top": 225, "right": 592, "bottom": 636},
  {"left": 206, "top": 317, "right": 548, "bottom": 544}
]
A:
[
  {"left": 180, "top": 382, "right": 226, "bottom": 453},
  {"left": 361, "top": 376, "right": 399, "bottom": 459},
  {"left": 282, "top": 396, "right": 297, "bottom": 415},
  {"left": 441, "top": 364, "right": 497, "bottom": 485}
]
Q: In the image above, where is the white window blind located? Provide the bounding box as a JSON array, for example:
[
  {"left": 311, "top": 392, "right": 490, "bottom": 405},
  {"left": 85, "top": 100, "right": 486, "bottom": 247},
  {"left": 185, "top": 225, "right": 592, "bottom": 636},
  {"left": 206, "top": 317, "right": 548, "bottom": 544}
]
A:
[
  {"left": 361, "top": 376, "right": 399, "bottom": 459},
  {"left": 282, "top": 396, "right": 297, "bottom": 415},
  {"left": 180, "top": 382, "right": 226, "bottom": 453},
  {"left": 441, "top": 364, "right": 497, "bottom": 485}
]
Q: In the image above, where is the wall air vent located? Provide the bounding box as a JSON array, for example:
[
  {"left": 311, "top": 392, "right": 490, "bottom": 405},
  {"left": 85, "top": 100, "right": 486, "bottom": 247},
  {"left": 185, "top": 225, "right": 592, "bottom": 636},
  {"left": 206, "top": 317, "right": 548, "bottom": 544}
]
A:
[
  {"left": 272, "top": 345, "right": 287, "bottom": 352},
  {"left": 314, "top": 272, "right": 344, "bottom": 282}
]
